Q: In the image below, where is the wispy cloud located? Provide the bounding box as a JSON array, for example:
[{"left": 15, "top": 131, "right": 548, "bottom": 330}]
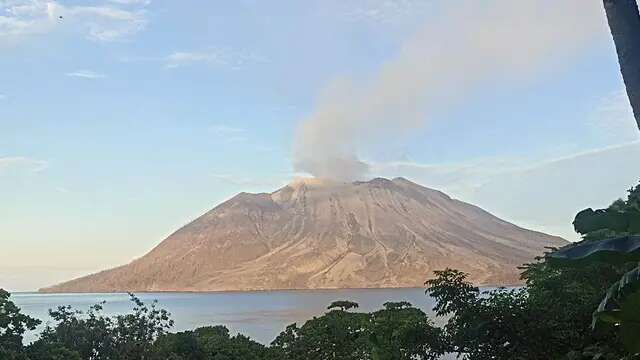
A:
[
  {"left": 0, "top": 0, "right": 149, "bottom": 43},
  {"left": 0, "top": 93, "right": 6, "bottom": 100},
  {"left": 0, "top": 156, "right": 48, "bottom": 175},
  {"left": 66, "top": 70, "right": 107, "bottom": 79},
  {"left": 107, "top": 0, "right": 152, "bottom": 5},
  {"left": 209, "top": 124, "right": 245, "bottom": 136},
  {"left": 119, "top": 47, "right": 267, "bottom": 70},
  {"left": 164, "top": 48, "right": 267, "bottom": 69},
  {"left": 343, "top": 0, "right": 430, "bottom": 24},
  {"left": 65, "top": 5, "right": 148, "bottom": 42}
]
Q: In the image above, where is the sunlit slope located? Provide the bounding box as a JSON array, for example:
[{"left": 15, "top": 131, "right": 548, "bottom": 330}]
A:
[{"left": 41, "top": 177, "right": 567, "bottom": 292}]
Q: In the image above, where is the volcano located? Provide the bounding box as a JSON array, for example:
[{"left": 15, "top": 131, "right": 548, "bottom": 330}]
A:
[{"left": 41, "top": 177, "right": 566, "bottom": 292}]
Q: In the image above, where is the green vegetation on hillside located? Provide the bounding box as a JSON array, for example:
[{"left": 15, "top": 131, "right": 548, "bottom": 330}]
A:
[{"left": 1, "top": 182, "right": 639, "bottom": 359}]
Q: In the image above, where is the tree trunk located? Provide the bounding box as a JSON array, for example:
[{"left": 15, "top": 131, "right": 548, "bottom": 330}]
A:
[{"left": 603, "top": 0, "right": 640, "bottom": 131}]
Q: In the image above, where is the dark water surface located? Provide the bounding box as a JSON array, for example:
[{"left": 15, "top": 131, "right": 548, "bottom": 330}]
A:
[{"left": 13, "top": 288, "right": 449, "bottom": 345}]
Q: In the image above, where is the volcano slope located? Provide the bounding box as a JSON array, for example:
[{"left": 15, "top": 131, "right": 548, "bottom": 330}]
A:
[{"left": 42, "top": 177, "right": 566, "bottom": 292}]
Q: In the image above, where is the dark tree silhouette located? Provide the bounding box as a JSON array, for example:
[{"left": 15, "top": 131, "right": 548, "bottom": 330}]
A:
[
  {"left": 603, "top": 0, "right": 640, "bottom": 130},
  {"left": 327, "top": 300, "right": 359, "bottom": 311}
]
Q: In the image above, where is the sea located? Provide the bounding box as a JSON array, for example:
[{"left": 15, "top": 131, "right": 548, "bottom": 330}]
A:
[{"left": 12, "top": 288, "right": 452, "bottom": 345}]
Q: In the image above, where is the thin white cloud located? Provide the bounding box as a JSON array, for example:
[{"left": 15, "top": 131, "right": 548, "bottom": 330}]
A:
[
  {"left": 108, "top": 0, "right": 152, "bottom": 5},
  {"left": 66, "top": 5, "right": 148, "bottom": 42},
  {"left": 0, "top": 156, "right": 48, "bottom": 174},
  {"left": 166, "top": 51, "right": 222, "bottom": 68},
  {"left": 0, "top": 0, "right": 149, "bottom": 43},
  {"left": 209, "top": 124, "right": 245, "bottom": 136},
  {"left": 165, "top": 48, "right": 267, "bottom": 69},
  {"left": 343, "top": 0, "right": 430, "bottom": 24},
  {"left": 0, "top": 93, "right": 6, "bottom": 100},
  {"left": 66, "top": 69, "right": 106, "bottom": 79}
]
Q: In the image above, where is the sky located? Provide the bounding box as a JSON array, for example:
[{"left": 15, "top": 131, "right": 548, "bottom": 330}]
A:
[{"left": 1, "top": 0, "right": 640, "bottom": 292}]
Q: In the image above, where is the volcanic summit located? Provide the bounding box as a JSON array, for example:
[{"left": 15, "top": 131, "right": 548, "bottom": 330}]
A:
[{"left": 42, "top": 177, "right": 566, "bottom": 292}]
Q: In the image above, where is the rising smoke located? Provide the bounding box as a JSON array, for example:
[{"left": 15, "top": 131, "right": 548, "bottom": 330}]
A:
[{"left": 293, "top": 0, "right": 607, "bottom": 181}]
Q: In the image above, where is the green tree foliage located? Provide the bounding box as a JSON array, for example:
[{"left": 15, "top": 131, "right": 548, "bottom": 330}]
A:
[
  {"left": 426, "top": 267, "right": 631, "bottom": 359},
  {"left": 368, "top": 302, "right": 444, "bottom": 360},
  {"left": 272, "top": 306, "right": 370, "bottom": 360},
  {"left": 522, "top": 259, "right": 623, "bottom": 358},
  {"left": 152, "top": 325, "right": 272, "bottom": 360},
  {"left": 26, "top": 343, "right": 81, "bottom": 360},
  {"left": 0, "top": 289, "right": 40, "bottom": 359},
  {"left": 574, "top": 183, "right": 640, "bottom": 241},
  {"left": 272, "top": 301, "right": 444, "bottom": 360},
  {"left": 550, "top": 235, "right": 640, "bottom": 356},
  {"left": 594, "top": 265, "right": 640, "bottom": 355},
  {"left": 28, "top": 293, "right": 173, "bottom": 360},
  {"left": 427, "top": 270, "right": 553, "bottom": 359},
  {"left": 558, "top": 182, "right": 640, "bottom": 356},
  {"left": 327, "top": 300, "right": 359, "bottom": 312},
  {"left": 426, "top": 269, "right": 479, "bottom": 317},
  {"left": 421, "top": 183, "right": 640, "bottom": 359}
]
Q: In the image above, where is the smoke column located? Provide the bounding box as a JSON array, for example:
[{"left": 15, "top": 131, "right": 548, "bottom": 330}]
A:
[{"left": 293, "top": 0, "right": 607, "bottom": 181}]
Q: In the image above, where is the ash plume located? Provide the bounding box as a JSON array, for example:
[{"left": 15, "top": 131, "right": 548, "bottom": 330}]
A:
[{"left": 293, "top": 0, "right": 607, "bottom": 181}]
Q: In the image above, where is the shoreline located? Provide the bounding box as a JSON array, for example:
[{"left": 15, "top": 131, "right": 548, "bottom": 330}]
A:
[{"left": 20, "top": 283, "right": 520, "bottom": 296}]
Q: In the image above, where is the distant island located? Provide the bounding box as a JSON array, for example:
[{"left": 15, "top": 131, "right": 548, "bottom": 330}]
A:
[{"left": 41, "top": 177, "right": 566, "bottom": 293}]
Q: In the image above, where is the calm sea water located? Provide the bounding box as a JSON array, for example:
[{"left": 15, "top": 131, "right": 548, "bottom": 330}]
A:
[{"left": 13, "top": 288, "right": 446, "bottom": 345}]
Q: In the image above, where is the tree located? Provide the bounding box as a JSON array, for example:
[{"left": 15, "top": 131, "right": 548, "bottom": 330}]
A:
[
  {"left": 111, "top": 294, "right": 174, "bottom": 359},
  {"left": 26, "top": 342, "right": 81, "bottom": 360},
  {"left": 549, "top": 235, "right": 640, "bottom": 355},
  {"left": 573, "top": 183, "right": 640, "bottom": 240},
  {"left": 272, "top": 309, "right": 370, "bottom": 360},
  {"left": 152, "top": 326, "right": 270, "bottom": 360},
  {"left": 0, "top": 289, "right": 40, "bottom": 359},
  {"left": 368, "top": 302, "right": 444, "bottom": 360},
  {"left": 425, "top": 269, "right": 479, "bottom": 317},
  {"left": 427, "top": 265, "right": 628, "bottom": 359},
  {"left": 31, "top": 293, "right": 173, "bottom": 360},
  {"left": 273, "top": 301, "right": 445, "bottom": 360},
  {"left": 327, "top": 300, "right": 359, "bottom": 312},
  {"left": 423, "top": 185, "right": 640, "bottom": 359},
  {"left": 426, "top": 271, "right": 549, "bottom": 359},
  {"left": 603, "top": 0, "right": 640, "bottom": 130}
]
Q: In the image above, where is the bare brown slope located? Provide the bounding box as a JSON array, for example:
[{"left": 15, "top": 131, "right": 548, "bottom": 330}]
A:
[{"left": 41, "top": 177, "right": 567, "bottom": 293}]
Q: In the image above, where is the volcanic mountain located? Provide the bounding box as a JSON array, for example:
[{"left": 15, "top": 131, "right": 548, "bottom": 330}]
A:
[{"left": 42, "top": 177, "right": 566, "bottom": 292}]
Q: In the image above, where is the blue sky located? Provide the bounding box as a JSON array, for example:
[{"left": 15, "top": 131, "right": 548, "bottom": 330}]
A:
[{"left": 1, "top": 0, "right": 639, "bottom": 291}]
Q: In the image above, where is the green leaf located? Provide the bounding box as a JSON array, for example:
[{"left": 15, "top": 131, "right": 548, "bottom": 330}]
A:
[
  {"left": 591, "top": 265, "right": 640, "bottom": 354},
  {"left": 593, "top": 309, "right": 624, "bottom": 325},
  {"left": 573, "top": 208, "right": 630, "bottom": 234},
  {"left": 619, "top": 291, "right": 640, "bottom": 354}
]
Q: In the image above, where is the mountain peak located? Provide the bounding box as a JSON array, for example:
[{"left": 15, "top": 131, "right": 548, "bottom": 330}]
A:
[{"left": 41, "top": 177, "right": 567, "bottom": 293}]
